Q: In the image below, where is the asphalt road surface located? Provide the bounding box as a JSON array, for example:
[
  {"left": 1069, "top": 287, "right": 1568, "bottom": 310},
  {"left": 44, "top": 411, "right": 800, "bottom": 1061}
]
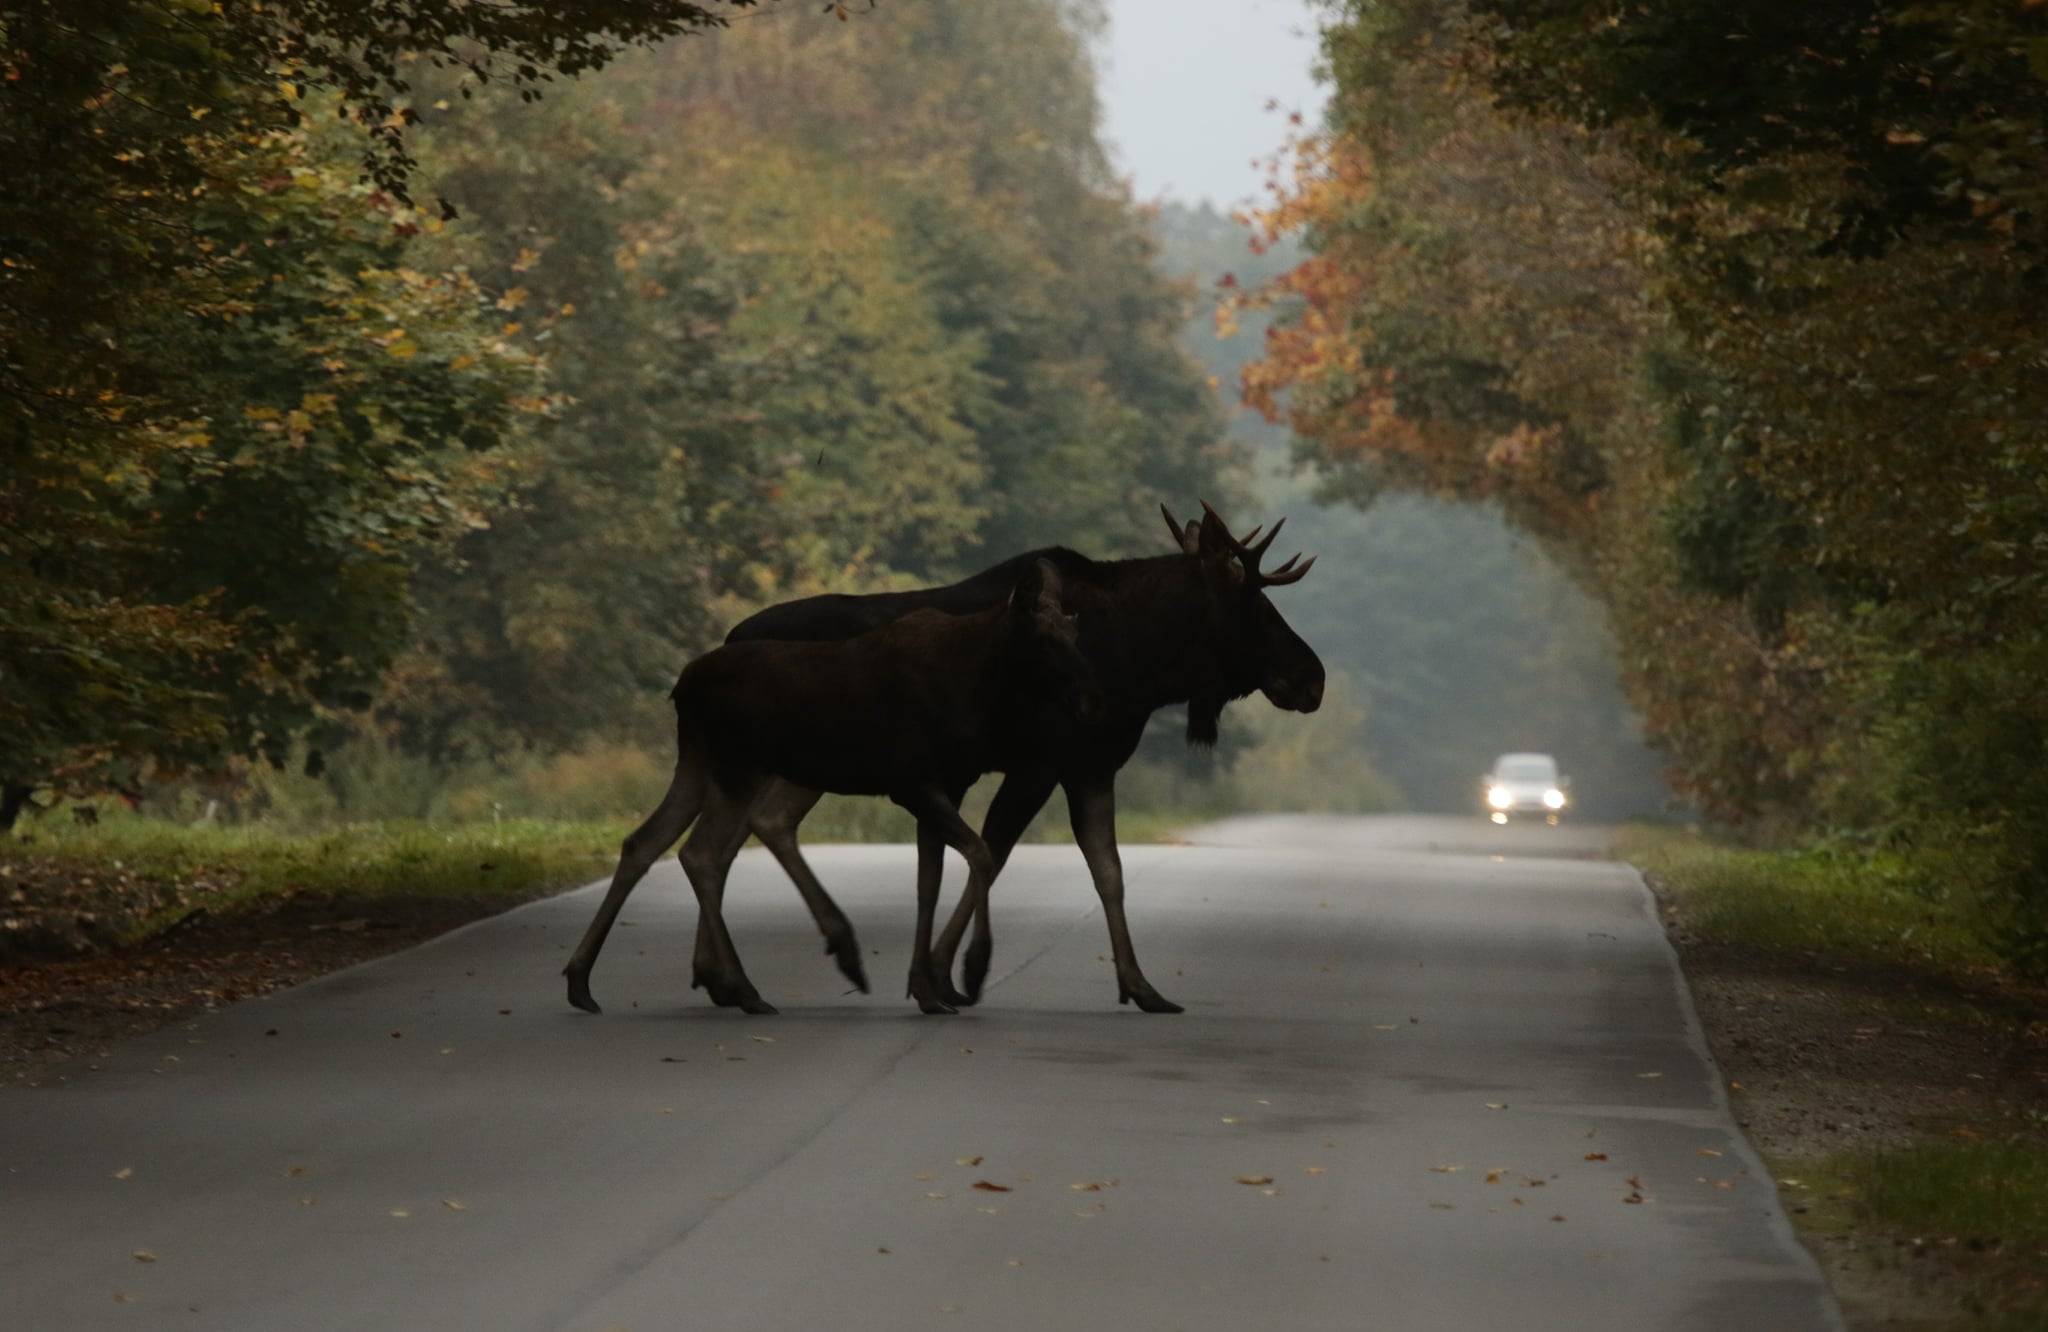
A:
[{"left": 1, "top": 815, "right": 1839, "bottom": 1331}]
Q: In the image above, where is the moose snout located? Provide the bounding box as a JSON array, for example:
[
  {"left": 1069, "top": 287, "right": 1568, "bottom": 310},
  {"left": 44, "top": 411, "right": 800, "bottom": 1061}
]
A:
[{"left": 1264, "top": 671, "right": 1324, "bottom": 714}]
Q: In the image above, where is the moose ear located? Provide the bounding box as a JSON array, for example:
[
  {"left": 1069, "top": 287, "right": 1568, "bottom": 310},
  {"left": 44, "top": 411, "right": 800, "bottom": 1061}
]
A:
[
  {"left": 1032, "top": 557, "right": 1064, "bottom": 612},
  {"left": 1195, "top": 505, "right": 1235, "bottom": 558}
]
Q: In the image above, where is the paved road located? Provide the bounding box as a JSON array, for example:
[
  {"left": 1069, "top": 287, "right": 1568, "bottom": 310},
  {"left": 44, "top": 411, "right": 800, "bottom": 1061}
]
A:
[{"left": 0, "top": 815, "right": 1837, "bottom": 1330}]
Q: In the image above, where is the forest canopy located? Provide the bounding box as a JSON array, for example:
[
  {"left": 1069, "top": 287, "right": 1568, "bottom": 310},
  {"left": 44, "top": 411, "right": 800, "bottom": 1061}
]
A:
[
  {"left": 1238, "top": 0, "right": 2048, "bottom": 970},
  {"left": 0, "top": 0, "right": 1239, "bottom": 823}
]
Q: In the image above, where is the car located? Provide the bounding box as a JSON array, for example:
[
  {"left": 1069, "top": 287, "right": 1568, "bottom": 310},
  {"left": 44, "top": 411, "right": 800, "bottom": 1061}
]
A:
[{"left": 1483, "top": 752, "right": 1570, "bottom": 825}]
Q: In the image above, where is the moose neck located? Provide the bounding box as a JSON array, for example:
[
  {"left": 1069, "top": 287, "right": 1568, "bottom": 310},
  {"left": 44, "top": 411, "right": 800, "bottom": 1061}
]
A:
[{"left": 1074, "top": 554, "right": 1241, "bottom": 739}]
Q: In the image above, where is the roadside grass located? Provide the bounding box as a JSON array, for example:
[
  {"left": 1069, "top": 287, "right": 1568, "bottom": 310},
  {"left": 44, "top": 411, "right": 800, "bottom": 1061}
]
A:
[
  {"left": 5, "top": 796, "right": 1197, "bottom": 958},
  {"left": 3, "top": 816, "right": 629, "bottom": 952},
  {"left": 1613, "top": 824, "right": 2005, "bottom": 988},
  {"left": 1776, "top": 1142, "right": 2048, "bottom": 1329}
]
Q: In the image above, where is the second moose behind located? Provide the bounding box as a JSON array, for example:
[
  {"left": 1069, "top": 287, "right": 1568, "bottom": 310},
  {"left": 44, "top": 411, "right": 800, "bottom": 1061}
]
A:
[{"left": 563, "top": 558, "right": 1100, "bottom": 1017}]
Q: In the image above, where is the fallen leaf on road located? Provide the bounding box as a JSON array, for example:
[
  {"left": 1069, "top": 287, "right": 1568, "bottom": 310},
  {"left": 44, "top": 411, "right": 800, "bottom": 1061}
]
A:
[
  {"left": 1304, "top": 1166, "right": 1325, "bottom": 1176},
  {"left": 112, "top": 1167, "right": 133, "bottom": 1181},
  {"left": 925, "top": 1192, "right": 948, "bottom": 1200},
  {"left": 286, "top": 1166, "right": 308, "bottom": 1178},
  {"left": 971, "top": 1181, "right": 1012, "bottom": 1193},
  {"left": 1697, "top": 1148, "right": 1722, "bottom": 1158},
  {"left": 442, "top": 1199, "right": 467, "bottom": 1212},
  {"left": 1623, "top": 1193, "right": 1644, "bottom": 1205},
  {"left": 748, "top": 1035, "right": 775, "bottom": 1044},
  {"left": 1485, "top": 1102, "right": 1507, "bottom": 1110},
  {"left": 1220, "top": 1115, "right": 1242, "bottom": 1125},
  {"left": 1007, "top": 1258, "right": 1023, "bottom": 1268},
  {"left": 1584, "top": 1153, "right": 1608, "bottom": 1162},
  {"left": 1429, "top": 1202, "right": 1455, "bottom": 1210},
  {"left": 131, "top": 1250, "right": 156, "bottom": 1263},
  {"left": 1713, "top": 1180, "right": 1734, "bottom": 1190},
  {"left": 389, "top": 1209, "right": 409, "bottom": 1219},
  {"left": 1552, "top": 1214, "right": 1570, "bottom": 1222},
  {"left": 660, "top": 1056, "right": 686, "bottom": 1064},
  {"left": 1069, "top": 1181, "right": 1106, "bottom": 1192},
  {"left": 1778, "top": 1179, "right": 1806, "bottom": 1190},
  {"left": 1236, "top": 1175, "right": 1274, "bottom": 1186},
  {"left": 1261, "top": 1188, "right": 1282, "bottom": 1197},
  {"left": 956, "top": 1156, "right": 983, "bottom": 1167},
  {"left": 976, "top": 1206, "right": 1001, "bottom": 1215},
  {"left": 1636, "top": 1072, "right": 1662, "bottom": 1080},
  {"left": 914, "top": 1170, "right": 936, "bottom": 1181},
  {"left": 113, "top": 1292, "right": 132, "bottom": 1303},
  {"left": 1484, "top": 1169, "right": 1504, "bottom": 1184},
  {"left": 1429, "top": 1164, "right": 1463, "bottom": 1174}
]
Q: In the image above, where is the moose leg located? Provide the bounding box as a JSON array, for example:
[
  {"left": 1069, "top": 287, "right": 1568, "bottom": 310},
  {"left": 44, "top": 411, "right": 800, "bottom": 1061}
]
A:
[
  {"left": 680, "top": 783, "right": 777, "bottom": 1016},
  {"left": 748, "top": 779, "right": 867, "bottom": 993},
  {"left": 935, "top": 768, "right": 1057, "bottom": 1005},
  {"left": 565, "top": 756, "right": 706, "bottom": 1014},
  {"left": 1067, "top": 775, "right": 1182, "bottom": 1014},
  {"left": 893, "top": 788, "right": 996, "bottom": 1015}
]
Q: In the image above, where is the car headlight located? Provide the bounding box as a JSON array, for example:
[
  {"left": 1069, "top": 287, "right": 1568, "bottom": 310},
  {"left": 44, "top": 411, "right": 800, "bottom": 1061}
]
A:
[
  {"left": 1487, "top": 785, "right": 1512, "bottom": 809},
  {"left": 1543, "top": 788, "right": 1566, "bottom": 809}
]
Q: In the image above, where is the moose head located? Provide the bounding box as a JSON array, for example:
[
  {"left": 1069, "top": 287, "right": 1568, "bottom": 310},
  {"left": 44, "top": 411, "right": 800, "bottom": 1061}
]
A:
[
  {"left": 1008, "top": 557, "right": 1107, "bottom": 727},
  {"left": 1162, "top": 501, "right": 1325, "bottom": 744}
]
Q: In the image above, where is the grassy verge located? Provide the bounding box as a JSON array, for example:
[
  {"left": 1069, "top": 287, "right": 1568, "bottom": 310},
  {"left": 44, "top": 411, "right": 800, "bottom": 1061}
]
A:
[
  {"left": 1613, "top": 823, "right": 2006, "bottom": 989},
  {"left": 1620, "top": 824, "right": 2048, "bottom": 1329},
  {"left": 5, "top": 799, "right": 1198, "bottom": 959},
  {"left": 1775, "top": 1141, "right": 2048, "bottom": 1330},
  {"left": 2, "top": 816, "right": 630, "bottom": 956}
]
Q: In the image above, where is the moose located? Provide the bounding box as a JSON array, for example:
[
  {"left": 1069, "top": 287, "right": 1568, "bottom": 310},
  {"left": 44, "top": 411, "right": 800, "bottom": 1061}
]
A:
[
  {"left": 564, "top": 558, "right": 1101, "bottom": 1015},
  {"left": 563, "top": 502, "right": 1322, "bottom": 1016}
]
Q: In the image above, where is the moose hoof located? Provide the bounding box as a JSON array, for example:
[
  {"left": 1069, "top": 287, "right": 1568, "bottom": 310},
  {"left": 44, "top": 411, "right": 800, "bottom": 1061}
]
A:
[
  {"left": 565, "top": 968, "right": 602, "bottom": 1015},
  {"left": 738, "top": 995, "right": 780, "bottom": 1017},
  {"left": 1120, "top": 985, "right": 1184, "bottom": 1015},
  {"left": 907, "top": 972, "right": 958, "bottom": 1016},
  {"left": 827, "top": 936, "right": 871, "bottom": 994}
]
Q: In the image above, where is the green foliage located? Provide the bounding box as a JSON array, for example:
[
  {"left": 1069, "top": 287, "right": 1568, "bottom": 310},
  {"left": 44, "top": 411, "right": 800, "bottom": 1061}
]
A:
[
  {"left": 1619, "top": 827, "right": 2004, "bottom": 985},
  {"left": 1252, "top": 0, "right": 2048, "bottom": 966},
  {"left": 381, "top": 5, "right": 1240, "bottom": 756}
]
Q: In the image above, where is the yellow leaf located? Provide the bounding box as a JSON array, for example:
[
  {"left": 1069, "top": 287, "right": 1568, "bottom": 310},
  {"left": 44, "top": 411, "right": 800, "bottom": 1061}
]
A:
[
  {"left": 1235, "top": 1174, "right": 1273, "bottom": 1186},
  {"left": 496, "top": 286, "right": 530, "bottom": 311},
  {"left": 449, "top": 354, "right": 476, "bottom": 372}
]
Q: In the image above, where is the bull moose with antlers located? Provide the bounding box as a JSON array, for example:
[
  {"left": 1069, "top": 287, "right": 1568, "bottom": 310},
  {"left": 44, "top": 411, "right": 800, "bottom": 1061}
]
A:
[{"left": 563, "top": 502, "right": 1322, "bottom": 1015}]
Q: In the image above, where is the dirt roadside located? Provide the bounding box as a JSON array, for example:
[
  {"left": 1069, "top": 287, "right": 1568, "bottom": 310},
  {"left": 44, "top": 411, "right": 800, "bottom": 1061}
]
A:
[{"left": 1647, "top": 875, "right": 2048, "bottom": 1330}]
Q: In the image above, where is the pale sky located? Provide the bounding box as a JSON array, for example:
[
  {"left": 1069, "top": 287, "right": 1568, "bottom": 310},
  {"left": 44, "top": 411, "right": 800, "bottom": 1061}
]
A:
[{"left": 1094, "top": 0, "right": 1327, "bottom": 208}]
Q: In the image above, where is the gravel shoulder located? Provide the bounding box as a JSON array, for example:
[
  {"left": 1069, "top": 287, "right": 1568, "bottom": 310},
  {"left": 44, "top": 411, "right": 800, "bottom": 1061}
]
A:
[{"left": 1646, "top": 875, "right": 2048, "bottom": 1329}]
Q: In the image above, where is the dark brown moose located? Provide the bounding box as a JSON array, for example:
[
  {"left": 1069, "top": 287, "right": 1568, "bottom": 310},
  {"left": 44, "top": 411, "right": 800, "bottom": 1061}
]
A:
[
  {"left": 563, "top": 559, "right": 1101, "bottom": 1015},
  {"left": 563, "top": 502, "right": 1321, "bottom": 1017}
]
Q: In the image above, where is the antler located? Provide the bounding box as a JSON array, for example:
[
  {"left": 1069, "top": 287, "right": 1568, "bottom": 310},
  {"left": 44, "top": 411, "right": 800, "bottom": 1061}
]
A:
[
  {"left": 1159, "top": 503, "right": 1201, "bottom": 556},
  {"left": 1197, "top": 499, "right": 1315, "bottom": 588}
]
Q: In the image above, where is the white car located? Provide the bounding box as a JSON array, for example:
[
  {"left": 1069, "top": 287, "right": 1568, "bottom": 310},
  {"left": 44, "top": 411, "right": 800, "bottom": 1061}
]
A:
[{"left": 1483, "top": 752, "right": 1570, "bottom": 825}]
